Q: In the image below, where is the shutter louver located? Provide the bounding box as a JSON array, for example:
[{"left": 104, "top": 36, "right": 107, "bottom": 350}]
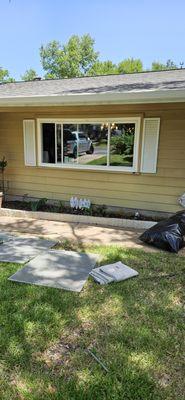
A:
[
  {"left": 141, "top": 118, "right": 160, "bottom": 173},
  {"left": 23, "top": 120, "right": 36, "bottom": 166}
]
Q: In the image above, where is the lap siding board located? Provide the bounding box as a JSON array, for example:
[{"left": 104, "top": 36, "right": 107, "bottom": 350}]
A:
[{"left": 0, "top": 103, "right": 185, "bottom": 213}]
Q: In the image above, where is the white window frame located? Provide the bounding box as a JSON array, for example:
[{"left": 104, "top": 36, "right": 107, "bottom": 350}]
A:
[{"left": 37, "top": 117, "right": 141, "bottom": 172}]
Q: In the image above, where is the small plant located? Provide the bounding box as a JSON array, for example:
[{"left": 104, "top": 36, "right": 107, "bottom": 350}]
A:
[
  {"left": 83, "top": 204, "right": 93, "bottom": 216},
  {"left": 93, "top": 204, "right": 107, "bottom": 217},
  {"left": 0, "top": 156, "right": 8, "bottom": 194},
  {"left": 58, "top": 200, "right": 65, "bottom": 213},
  {"left": 30, "top": 198, "right": 47, "bottom": 212},
  {"left": 51, "top": 205, "right": 60, "bottom": 213},
  {"left": 30, "top": 200, "right": 39, "bottom": 211}
]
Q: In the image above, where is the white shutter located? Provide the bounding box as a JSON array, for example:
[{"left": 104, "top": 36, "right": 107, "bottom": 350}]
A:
[
  {"left": 141, "top": 118, "right": 160, "bottom": 173},
  {"left": 23, "top": 120, "right": 36, "bottom": 166}
]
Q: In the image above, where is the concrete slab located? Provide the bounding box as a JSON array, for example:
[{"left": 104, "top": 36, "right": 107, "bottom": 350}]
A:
[
  {"left": 9, "top": 250, "right": 99, "bottom": 292},
  {"left": 0, "top": 215, "right": 184, "bottom": 255},
  {"left": 0, "top": 216, "right": 147, "bottom": 247},
  {"left": 0, "top": 236, "right": 57, "bottom": 264}
]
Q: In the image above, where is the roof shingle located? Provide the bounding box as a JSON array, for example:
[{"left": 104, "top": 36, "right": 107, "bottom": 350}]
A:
[{"left": 0, "top": 69, "right": 185, "bottom": 99}]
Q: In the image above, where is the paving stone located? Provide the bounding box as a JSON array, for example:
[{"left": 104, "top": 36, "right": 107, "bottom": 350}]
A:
[{"left": 9, "top": 250, "right": 99, "bottom": 292}]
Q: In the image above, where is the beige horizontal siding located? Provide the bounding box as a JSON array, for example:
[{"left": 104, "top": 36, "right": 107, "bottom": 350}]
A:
[
  {"left": 7, "top": 180, "right": 178, "bottom": 204},
  {"left": 0, "top": 103, "right": 185, "bottom": 213},
  {"left": 6, "top": 174, "right": 185, "bottom": 194}
]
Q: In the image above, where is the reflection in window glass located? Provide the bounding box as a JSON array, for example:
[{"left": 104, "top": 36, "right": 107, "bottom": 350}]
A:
[
  {"left": 41, "top": 121, "right": 136, "bottom": 169},
  {"left": 110, "top": 123, "right": 135, "bottom": 167},
  {"left": 56, "top": 124, "right": 62, "bottom": 163},
  {"left": 63, "top": 124, "right": 108, "bottom": 166},
  {"left": 42, "top": 123, "right": 55, "bottom": 163},
  {"left": 63, "top": 125, "right": 78, "bottom": 164}
]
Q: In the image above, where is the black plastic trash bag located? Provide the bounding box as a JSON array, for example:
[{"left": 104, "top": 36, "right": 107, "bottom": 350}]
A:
[{"left": 140, "top": 211, "right": 185, "bottom": 253}]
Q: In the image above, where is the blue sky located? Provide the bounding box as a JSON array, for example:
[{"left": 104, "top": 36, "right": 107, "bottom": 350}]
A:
[{"left": 1, "top": 0, "right": 185, "bottom": 79}]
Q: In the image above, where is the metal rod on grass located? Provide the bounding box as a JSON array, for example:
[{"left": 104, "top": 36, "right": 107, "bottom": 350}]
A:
[{"left": 86, "top": 349, "right": 109, "bottom": 373}]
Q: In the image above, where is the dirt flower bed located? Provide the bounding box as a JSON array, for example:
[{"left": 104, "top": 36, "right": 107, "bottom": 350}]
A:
[{"left": 4, "top": 200, "right": 162, "bottom": 222}]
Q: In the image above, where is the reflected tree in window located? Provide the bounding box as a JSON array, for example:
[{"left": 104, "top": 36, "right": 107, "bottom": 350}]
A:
[{"left": 110, "top": 123, "right": 135, "bottom": 167}]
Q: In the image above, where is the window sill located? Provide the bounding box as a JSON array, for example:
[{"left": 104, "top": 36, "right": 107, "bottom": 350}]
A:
[{"left": 37, "top": 162, "right": 137, "bottom": 174}]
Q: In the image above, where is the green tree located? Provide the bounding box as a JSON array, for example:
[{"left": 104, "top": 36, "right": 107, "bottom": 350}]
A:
[
  {"left": 151, "top": 62, "right": 166, "bottom": 71},
  {"left": 21, "top": 68, "right": 38, "bottom": 81},
  {"left": 40, "top": 34, "right": 99, "bottom": 79},
  {"left": 0, "top": 67, "right": 14, "bottom": 83},
  {"left": 88, "top": 60, "right": 117, "bottom": 76},
  {"left": 166, "top": 59, "right": 177, "bottom": 69},
  {"left": 117, "top": 58, "right": 143, "bottom": 74},
  {"left": 152, "top": 59, "right": 177, "bottom": 71}
]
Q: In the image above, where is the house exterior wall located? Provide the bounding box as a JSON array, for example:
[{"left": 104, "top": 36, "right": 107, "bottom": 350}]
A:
[{"left": 0, "top": 103, "right": 185, "bottom": 213}]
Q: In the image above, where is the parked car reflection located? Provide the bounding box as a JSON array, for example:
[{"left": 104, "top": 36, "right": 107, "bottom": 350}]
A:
[
  {"left": 63, "top": 127, "right": 107, "bottom": 165},
  {"left": 63, "top": 130, "right": 94, "bottom": 159}
]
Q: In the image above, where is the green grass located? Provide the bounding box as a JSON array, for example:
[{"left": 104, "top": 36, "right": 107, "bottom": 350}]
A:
[
  {"left": 94, "top": 141, "right": 107, "bottom": 148},
  {"left": 0, "top": 242, "right": 184, "bottom": 400},
  {"left": 87, "top": 154, "right": 132, "bottom": 166}
]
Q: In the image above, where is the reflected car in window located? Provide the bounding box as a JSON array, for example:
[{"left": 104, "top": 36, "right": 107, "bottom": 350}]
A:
[{"left": 63, "top": 130, "right": 94, "bottom": 158}]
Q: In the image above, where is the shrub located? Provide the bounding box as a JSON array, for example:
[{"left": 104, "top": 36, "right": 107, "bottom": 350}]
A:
[
  {"left": 30, "top": 198, "right": 47, "bottom": 211},
  {"left": 111, "top": 133, "right": 134, "bottom": 156}
]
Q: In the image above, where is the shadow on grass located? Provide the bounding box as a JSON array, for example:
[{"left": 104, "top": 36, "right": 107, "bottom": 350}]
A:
[{"left": 0, "top": 247, "right": 184, "bottom": 400}]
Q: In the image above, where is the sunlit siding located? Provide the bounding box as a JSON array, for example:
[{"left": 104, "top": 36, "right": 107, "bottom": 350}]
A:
[{"left": 0, "top": 103, "right": 185, "bottom": 213}]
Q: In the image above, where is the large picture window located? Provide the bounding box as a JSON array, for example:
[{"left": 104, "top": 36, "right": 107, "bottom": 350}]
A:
[{"left": 38, "top": 118, "right": 140, "bottom": 172}]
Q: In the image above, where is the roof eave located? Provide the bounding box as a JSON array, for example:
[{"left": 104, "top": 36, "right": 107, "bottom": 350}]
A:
[{"left": 0, "top": 89, "right": 185, "bottom": 107}]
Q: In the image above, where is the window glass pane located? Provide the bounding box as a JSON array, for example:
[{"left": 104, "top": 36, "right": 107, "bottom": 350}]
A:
[
  {"left": 63, "top": 123, "right": 108, "bottom": 166},
  {"left": 56, "top": 124, "right": 62, "bottom": 163},
  {"left": 110, "top": 123, "right": 135, "bottom": 167},
  {"left": 63, "top": 125, "right": 77, "bottom": 164},
  {"left": 42, "top": 123, "right": 55, "bottom": 163},
  {"left": 79, "top": 133, "right": 86, "bottom": 139}
]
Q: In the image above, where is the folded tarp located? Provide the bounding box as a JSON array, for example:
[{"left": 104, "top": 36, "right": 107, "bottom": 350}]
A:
[{"left": 90, "top": 261, "right": 138, "bottom": 285}]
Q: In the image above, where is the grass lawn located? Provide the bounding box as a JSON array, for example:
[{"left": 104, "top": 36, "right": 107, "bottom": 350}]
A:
[
  {"left": 0, "top": 242, "right": 184, "bottom": 400},
  {"left": 87, "top": 154, "right": 132, "bottom": 166},
  {"left": 93, "top": 141, "right": 107, "bottom": 148}
]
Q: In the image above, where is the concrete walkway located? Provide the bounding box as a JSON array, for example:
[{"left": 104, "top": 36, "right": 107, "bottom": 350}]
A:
[
  {"left": 0, "top": 215, "right": 149, "bottom": 248},
  {"left": 0, "top": 215, "right": 184, "bottom": 255}
]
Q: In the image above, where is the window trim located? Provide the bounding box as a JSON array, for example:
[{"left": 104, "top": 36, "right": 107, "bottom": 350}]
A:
[{"left": 37, "top": 117, "right": 141, "bottom": 172}]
